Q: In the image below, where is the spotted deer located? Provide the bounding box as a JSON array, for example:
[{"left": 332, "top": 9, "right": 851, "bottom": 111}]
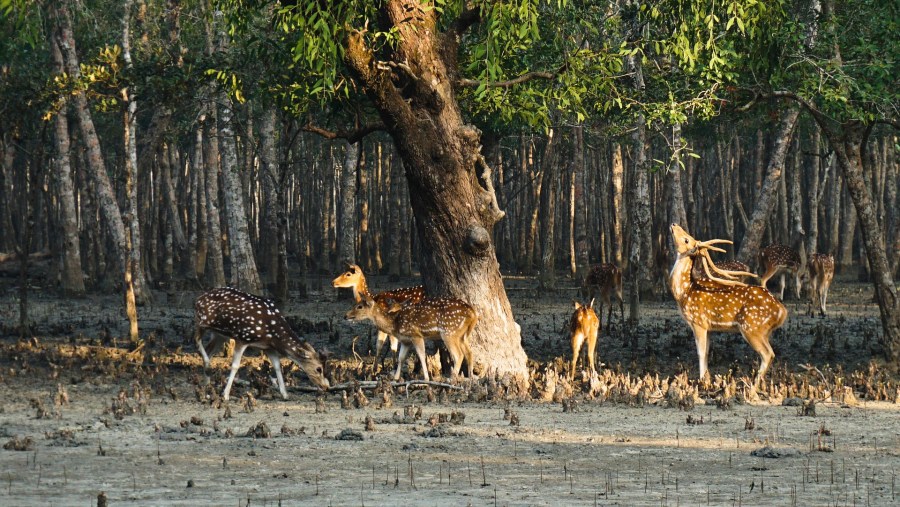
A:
[
  {"left": 669, "top": 224, "right": 787, "bottom": 386},
  {"left": 344, "top": 295, "right": 476, "bottom": 381},
  {"left": 581, "top": 263, "right": 625, "bottom": 330},
  {"left": 569, "top": 299, "right": 601, "bottom": 379},
  {"left": 807, "top": 253, "right": 835, "bottom": 316},
  {"left": 759, "top": 242, "right": 806, "bottom": 301},
  {"left": 193, "top": 287, "right": 330, "bottom": 400},
  {"left": 332, "top": 263, "right": 424, "bottom": 363}
]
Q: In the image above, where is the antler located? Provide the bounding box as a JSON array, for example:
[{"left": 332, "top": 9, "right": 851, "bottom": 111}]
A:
[{"left": 696, "top": 244, "right": 756, "bottom": 287}]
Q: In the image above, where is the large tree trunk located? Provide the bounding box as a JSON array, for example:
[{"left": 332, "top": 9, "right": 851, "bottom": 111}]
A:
[
  {"left": 343, "top": 1, "right": 527, "bottom": 380},
  {"left": 258, "top": 108, "right": 280, "bottom": 284},
  {"left": 735, "top": 107, "right": 800, "bottom": 264},
  {"left": 667, "top": 124, "right": 688, "bottom": 236},
  {"left": 611, "top": 143, "right": 625, "bottom": 267},
  {"left": 49, "top": 35, "right": 85, "bottom": 296}
]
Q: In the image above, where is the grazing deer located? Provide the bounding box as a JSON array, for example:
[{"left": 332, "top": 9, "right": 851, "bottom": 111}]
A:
[
  {"left": 345, "top": 295, "right": 476, "bottom": 381},
  {"left": 669, "top": 224, "right": 787, "bottom": 387},
  {"left": 692, "top": 259, "right": 753, "bottom": 281},
  {"left": 759, "top": 242, "right": 806, "bottom": 300},
  {"left": 581, "top": 263, "right": 625, "bottom": 330},
  {"left": 569, "top": 299, "right": 600, "bottom": 379},
  {"left": 193, "top": 287, "right": 330, "bottom": 400},
  {"left": 332, "top": 263, "right": 424, "bottom": 363},
  {"left": 807, "top": 253, "right": 835, "bottom": 316}
]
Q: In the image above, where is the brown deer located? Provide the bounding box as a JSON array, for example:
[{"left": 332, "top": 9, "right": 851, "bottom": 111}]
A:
[
  {"left": 193, "top": 287, "right": 330, "bottom": 400},
  {"left": 569, "top": 299, "right": 600, "bottom": 379},
  {"left": 759, "top": 242, "right": 806, "bottom": 300},
  {"left": 581, "top": 263, "right": 625, "bottom": 330},
  {"left": 807, "top": 253, "right": 835, "bottom": 316},
  {"left": 332, "top": 263, "right": 424, "bottom": 364},
  {"left": 344, "top": 295, "right": 476, "bottom": 381},
  {"left": 669, "top": 224, "right": 787, "bottom": 386}
]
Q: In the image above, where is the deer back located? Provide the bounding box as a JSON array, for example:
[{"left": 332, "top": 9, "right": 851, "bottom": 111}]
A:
[
  {"left": 681, "top": 279, "right": 787, "bottom": 332},
  {"left": 809, "top": 253, "right": 835, "bottom": 280},
  {"left": 570, "top": 301, "right": 600, "bottom": 335},
  {"left": 394, "top": 298, "right": 477, "bottom": 338},
  {"left": 759, "top": 244, "right": 802, "bottom": 271}
]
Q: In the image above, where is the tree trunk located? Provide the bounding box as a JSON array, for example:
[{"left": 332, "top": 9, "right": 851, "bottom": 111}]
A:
[
  {"left": 538, "top": 130, "right": 558, "bottom": 289},
  {"left": 611, "top": 143, "right": 625, "bottom": 267},
  {"left": 343, "top": 2, "right": 527, "bottom": 379},
  {"left": 626, "top": 51, "right": 652, "bottom": 322},
  {"left": 822, "top": 123, "right": 900, "bottom": 362},
  {"left": 121, "top": 0, "right": 143, "bottom": 340},
  {"left": 667, "top": 124, "right": 688, "bottom": 237},
  {"left": 49, "top": 35, "right": 85, "bottom": 296},
  {"left": 338, "top": 140, "right": 360, "bottom": 272},
  {"left": 53, "top": 2, "right": 147, "bottom": 296},
  {"left": 258, "top": 108, "right": 280, "bottom": 283},
  {"left": 572, "top": 126, "right": 589, "bottom": 278},
  {"left": 735, "top": 107, "right": 800, "bottom": 264}
]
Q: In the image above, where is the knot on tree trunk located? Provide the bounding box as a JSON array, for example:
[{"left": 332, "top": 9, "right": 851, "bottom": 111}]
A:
[{"left": 463, "top": 224, "right": 491, "bottom": 256}]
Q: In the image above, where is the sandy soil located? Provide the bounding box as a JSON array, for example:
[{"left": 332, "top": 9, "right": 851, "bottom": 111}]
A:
[{"left": 0, "top": 270, "right": 898, "bottom": 506}]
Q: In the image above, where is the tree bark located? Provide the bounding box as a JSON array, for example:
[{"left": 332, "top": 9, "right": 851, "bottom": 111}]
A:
[
  {"left": 611, "top": 143, "right": 625, "bottom": 267},
  {"left": 822, "top": 123, "right": 900, "bottom": 361},
  {"left": 538, "top": 130, "right": 558, "bottom": 289},
  {"left": 667, "top": 124, "right": 688, "bottom": 235},
  {"left": 572, "top": 125, "right": 590, "bottom": 280},
  {"left": 49, "top": 34, "right": 85, "bottom": 296},
  {"left": 338, "top": 140, "right": 360, "bottom": 272},
  {"left": 53, "top": 2, "right": 148, "bottom": 297},
  {"left": 342, "top": 1, "right": 527, "bottom": 379},
  {"left": 735, "top": 107, "right": 800, "bottom": 264}
]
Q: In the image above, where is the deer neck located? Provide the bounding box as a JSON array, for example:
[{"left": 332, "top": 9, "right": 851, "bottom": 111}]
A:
[
  {"left": 669, "top": 254, "right": 695, "bottom": 303},
  {"left": 353, "top": 277, "right": 373, "bottom": 302},
  {"left": 370, "top": 308, "right": 399, "bottom": 336}
]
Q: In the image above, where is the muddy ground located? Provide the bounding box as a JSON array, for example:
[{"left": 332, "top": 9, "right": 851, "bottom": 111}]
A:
[{"left": 0, "top": 268, "right": 898, "bottom": 506}]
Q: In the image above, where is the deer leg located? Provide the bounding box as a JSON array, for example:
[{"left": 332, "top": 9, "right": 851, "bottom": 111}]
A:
[
  {"left": 586, "top": 325, "right": 598, "bottom": 375},
  {"left": 193, "top": 327, "right": 211, "bottom": 367},
  {"left": 793, "top": 269, "right": 802, "bottom": 300},
  {"left": 778, "top": 273, "right": 787, "bottom": 301},
  {"left": 746, "top": 332, "right": 775, "bottom": 388},
  {"left": 222, "top": 342, "right": 250, "bottom": 401},
  {"left": 410, "top": 337, "right": 429, "bottom": 382},
  {"left": 692, "top": 327, "right": 710, "bottom": 381},
  {"left": 393, "top": 342, "right": 411, "bottom": 381},
  {"left": 266, "top": 350, "right": 288, "bottom": 400},
  {"left": 570, "top": 331, "right": 584, "bottom": 380}
]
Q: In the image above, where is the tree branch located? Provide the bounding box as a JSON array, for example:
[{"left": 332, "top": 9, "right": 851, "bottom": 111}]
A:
[
  {"left": 301, "top": 122, "right": 386, "bottom": 144},
  {"left": 447, "top": 4, "right": 481, "bottom": 41},
  {"left": 458, "top": 70, "right": 556, "bottom": 89}
]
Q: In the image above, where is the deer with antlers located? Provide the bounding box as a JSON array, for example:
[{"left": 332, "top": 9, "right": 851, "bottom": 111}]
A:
[
  {"left": 569, "top": 299, "right": 601, "bottom": 379},
  {"left": 692, "top": 259, "right": 753, "bottom": 281},
  {"left": 581, "top": 263, "right": 625, "bottom": 331},
  {"left": 332, "top": 263, "right": 425, "bottom": 364},
  {"left": 345, "top": 295, "right": 476, "bottom": 381},
  {"left": 759, "top": 241, "right": 807, "bottom": 301},
  {"left": 807, "top": 253, "right": 835, "bottom": 316},
  {"left": 669, "top": 224, "right": 788, "bottom": 386}
]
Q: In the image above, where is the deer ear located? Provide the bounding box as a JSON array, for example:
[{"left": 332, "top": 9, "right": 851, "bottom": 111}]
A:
[{"left": 573, "top": 300, "right": 581, "bottom": 310}]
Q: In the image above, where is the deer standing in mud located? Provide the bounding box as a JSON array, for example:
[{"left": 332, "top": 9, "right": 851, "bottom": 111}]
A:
[
  {"left": 192, "top": 287, "right": 330, "bottom": 400},
  {"left": 669, "top": 224, "right": 788, "bottom": 387},
  {"left": 569, "top": 299, "right": 600, "bottom": 379},
  {"left": 332, "top": 263, "right": 424, "bottom": 366},
  {"left": 345, "top": 295, "right": 476, "bottom": 381}
]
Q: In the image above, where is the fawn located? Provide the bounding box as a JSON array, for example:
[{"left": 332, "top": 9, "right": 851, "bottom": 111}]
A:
[
  {"left": 193, "top": 287, "right": 330, "bottom": 400},
  {"left": 669, "top": 224, "right": 787, "bottom": 387},
  {"left": 569, "top": 299, "right": 600, "bottom": 379},
  {"left": 344, "top": 295, "right": 476, "bottom": 381}
]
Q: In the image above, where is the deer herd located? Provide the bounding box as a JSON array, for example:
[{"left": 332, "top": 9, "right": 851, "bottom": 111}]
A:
[{"left": 192, "top": 224, "right": 837, "bottom": 400}]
